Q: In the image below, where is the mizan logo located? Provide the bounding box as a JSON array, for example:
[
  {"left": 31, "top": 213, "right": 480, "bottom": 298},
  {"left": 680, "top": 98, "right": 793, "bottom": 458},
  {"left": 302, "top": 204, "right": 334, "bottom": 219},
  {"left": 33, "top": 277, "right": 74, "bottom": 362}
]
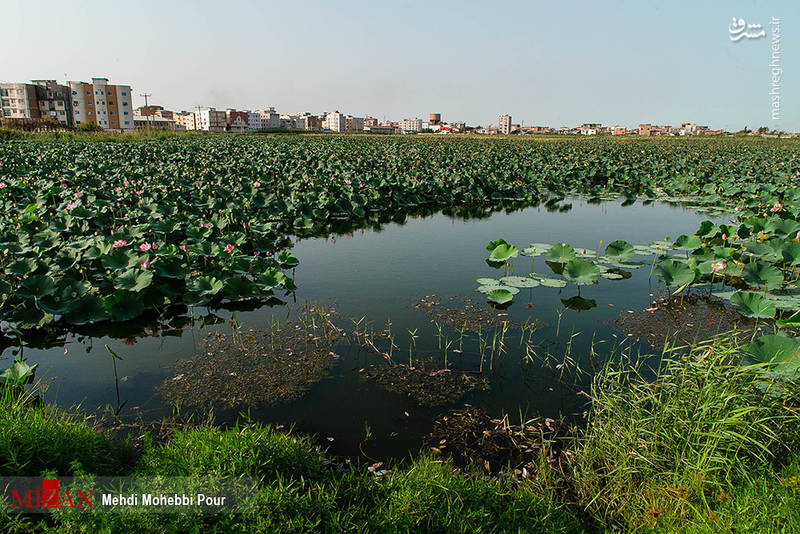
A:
[{"left": 9, "top": 479, "right": 94, "bottom": 509}]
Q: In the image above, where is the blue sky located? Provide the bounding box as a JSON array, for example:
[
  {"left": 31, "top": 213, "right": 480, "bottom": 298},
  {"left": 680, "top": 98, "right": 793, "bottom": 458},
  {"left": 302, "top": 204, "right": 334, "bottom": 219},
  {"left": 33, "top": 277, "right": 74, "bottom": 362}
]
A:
[{"left": 3, "top": 0, "right": 798, "bottom": 130}]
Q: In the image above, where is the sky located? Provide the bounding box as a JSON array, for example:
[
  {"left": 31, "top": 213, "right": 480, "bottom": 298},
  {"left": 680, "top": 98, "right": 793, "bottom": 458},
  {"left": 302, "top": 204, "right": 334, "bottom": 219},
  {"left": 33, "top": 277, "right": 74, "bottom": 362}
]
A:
[{"left": 3, "top": 0, "right": 798, "bottom": 131}]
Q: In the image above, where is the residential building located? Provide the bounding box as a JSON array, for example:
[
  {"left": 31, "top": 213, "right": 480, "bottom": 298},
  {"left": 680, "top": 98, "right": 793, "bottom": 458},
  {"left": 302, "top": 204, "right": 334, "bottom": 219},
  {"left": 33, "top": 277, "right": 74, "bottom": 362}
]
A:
[
  {"left": 174, "top": 111, "right": 196, "bottom": 130},
  {"left": 324, "top": 111, "right": 345, "bottom": 132},
  {"left": 194, "top": 107, "right": 226, "bottom": 132},
  {"left": 363, "top": 124, "right": 395, "bottom": 134},
  {"left": 1, "top": 80, "right": 73, "bottom": 126},
  {"left": 256, "top": 107, "right": 280, "bottom": 129},
  {"left": 226, "top": 109, "right": 249, "bottom": 132},
  {"left": 364, "top": 116, "right": 378, "bottom": 127},
  {"left": 247, "top": 111, "right": 261, "bottom": 131},
  {"left": 613, "top": 125, "right": 627, "bottom": 135},
  {"left": 400, "top": 118, "right": 422, "bottom": 133},
  {"left": 69, "top": 77, "right": 133, "bottom": 131},
  {"left": 133, "top": 113, "right": 182, "bottom": 130},
  {"left": 279, "top": 114, "right": 300, "bottom": 130},
  {"left": 345, "top": 115, "right": 364, "bottom": 132},
  {"left": 639, "top": 124, "right": 655, "bottom": 136},
  {"left": 499, "top": 114, "right": 512, "bottom": 134}
]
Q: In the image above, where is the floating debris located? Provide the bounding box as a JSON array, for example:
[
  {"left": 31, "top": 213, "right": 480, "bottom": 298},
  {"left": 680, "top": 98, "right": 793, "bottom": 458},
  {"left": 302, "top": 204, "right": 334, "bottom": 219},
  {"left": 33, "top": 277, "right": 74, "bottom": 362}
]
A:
[
  {"left": 159, "top": 306, "right": 340, "bottom": 408},
  {"left": 425, "top": 407, "right": 572, "bottom": 476},
  {"left": 613, "top": 294, "right": 753, "bottom": 347},
  {"left": 415, "top": 295, "right": 541, "bottom": 333},
  {"left": 359, "top": 360, "right": 488, "bottom": 407}
]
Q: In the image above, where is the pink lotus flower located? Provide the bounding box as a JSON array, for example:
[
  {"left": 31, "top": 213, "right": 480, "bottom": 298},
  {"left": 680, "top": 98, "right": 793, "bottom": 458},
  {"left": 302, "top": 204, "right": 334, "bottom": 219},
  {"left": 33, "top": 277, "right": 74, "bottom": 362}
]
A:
[
  {"left": 135, "top": 190, "right": 143, "bottom": 195},
  {"left": 796, "top": 231, "right": 800, "bottom": 240},
  {"left": 75, "top": 192, "right": 82, "bottom": 198},
  {"left": 112, "top": 239, "right": 127, "bottom": 248},
  {"left": 771, "top": 202, "right": 783, "bottom": 213},
  {"left": 141, "top": 261, "right": 151, "bottom": 269},
  {"left": 224, "top": 243, "right": 234, "bottom": 253},
  {"left": 65, "top": 201, "right": 78, "bottom": 210},
  {"left": 0, "top": 182, "right": 6, "bottom": 189},
  {"left": 201, "top": 222, "right": 211, "bottom": 229},
  {"left": 139, "top": 243, "right": 152, "bottom": 252},
  {"left": 253, "top": 251, "right": 259, "bottom": 256},
  {"left": 253, "top": 181, "right": 260, "bottom": 187},
  {"left": 265, "top": 251, "right": 273, "bottom": 257},
  {"left": 123, "top": 180, "right": 129, "bottom": 186},
  {"left": 344, "top": 179, "right": 352, "bottom": 185},
  {"left": 712, "top": 260, "right": 725, "bottom": 273},
  {"left": 722, "top": 233, "right": 727, "bottom": 240}
]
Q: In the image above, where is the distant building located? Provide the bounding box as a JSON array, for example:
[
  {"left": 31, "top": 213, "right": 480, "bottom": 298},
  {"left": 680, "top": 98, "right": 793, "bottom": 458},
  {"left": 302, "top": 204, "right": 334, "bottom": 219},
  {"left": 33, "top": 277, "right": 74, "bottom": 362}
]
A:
[
  {"left": 613, "top": 125, "right": 627, "bottom": 135},
  {"left": 324, "top": 111, "right": 346, "bottom": 132},
  {"left": 364, "top": 124, "right": 395, "bottom": 134},
  {"left": 345, "top": 115, "right": 364, "bottom": 132},
  {"left": 133, "top": 113, "right": 181, "bottom": 130},
  {"left": 226, "top": 109, "right": 249, "bottom": 132},
  {"left": 579, "top": 123, "right": 601, "bottom": 135},
  {"left": 247, "top": 111, "right": 261, "bottom": 131},
  {"left": 499, "top": 114, "right": 512, "bottom": 134},
  {"left": 400, "top": 118, "right": 422, "bottom": 133},
  {"left": 429, "top": 113, "right": 441, "bottom": 125},
  {"left": 194, "top": 107, "right": 226, "bottom": 132},
  {"left": 364, "top": 116, "right": 378, "bottom": 127},
  {"left": 1, "top": 80, "right": 74, "bottom": 127},
  {"left": 255, "top": 108, "right": 280, "bottom": 130},
  {"left": 173, "top": 112, "right": 196, "bottom": 130},
  {"left": 69, "top": 77, "right": 133, "bottom": 131},
  {"left": 639, "top": 124, "right": 655, "bottom": 136}
]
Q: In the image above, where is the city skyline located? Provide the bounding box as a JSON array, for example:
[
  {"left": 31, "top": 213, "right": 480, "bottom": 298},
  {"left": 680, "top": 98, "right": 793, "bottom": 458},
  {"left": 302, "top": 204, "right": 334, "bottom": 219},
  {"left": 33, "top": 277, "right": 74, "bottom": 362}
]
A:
[{"left": 2, "top": 1, "right": 798, "bottom": 131}]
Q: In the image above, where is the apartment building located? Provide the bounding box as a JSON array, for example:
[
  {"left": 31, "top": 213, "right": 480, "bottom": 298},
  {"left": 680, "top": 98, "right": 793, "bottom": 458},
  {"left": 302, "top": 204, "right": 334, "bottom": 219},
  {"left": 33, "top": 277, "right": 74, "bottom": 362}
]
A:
[
  {"left": 247, "top": 111, "right": 261, "bottom": 131},
  {"left": 345, "top": 115, "right": 364, "bottom": 132},
  {"left": 1, "top": 80, "right": 73, "bottom": 126},
  {"left": 499, "top": 114, "right": 512, "bottom": 134},
  {"left": 613, "top": 125, "right": 627, "bottom": 135},
  {"left": 226, "top": 109, "right": 249, "bottom": 132},
  {"left": 324, "top": 111, "right": 345, "bottom": 132},
  {"left": 256, "top": 107, "right": 280, "bottom": 130},
  {"left": 400, "top": 118, "right": 422, "bottom": 133},
  {"left": 194, "top": 107, "right": 226, "bottom": 132},
  {"left": 174, "top": 111, "right": 196, "bottom": 130},
  {"left": 69, "top": 78, "right": 133, "bottom": 131}
]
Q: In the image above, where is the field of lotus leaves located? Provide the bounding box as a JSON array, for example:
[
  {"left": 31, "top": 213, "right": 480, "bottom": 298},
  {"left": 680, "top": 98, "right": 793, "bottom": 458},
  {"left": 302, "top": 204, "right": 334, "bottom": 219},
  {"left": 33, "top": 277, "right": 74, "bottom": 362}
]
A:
[{"left": 0, "top": 135, "right": 799, "bottom": 339}]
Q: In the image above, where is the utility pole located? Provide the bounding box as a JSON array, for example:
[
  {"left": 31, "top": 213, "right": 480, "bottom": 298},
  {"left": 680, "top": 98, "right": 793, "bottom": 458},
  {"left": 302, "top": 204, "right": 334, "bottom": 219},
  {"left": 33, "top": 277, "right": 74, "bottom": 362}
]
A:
[{"left": 140, "top": 93, "right": 152, "bottom": 135}]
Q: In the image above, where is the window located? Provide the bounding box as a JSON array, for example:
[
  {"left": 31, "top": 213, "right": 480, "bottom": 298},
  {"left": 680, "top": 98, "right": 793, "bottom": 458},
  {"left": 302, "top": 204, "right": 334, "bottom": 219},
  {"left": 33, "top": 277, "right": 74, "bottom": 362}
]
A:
[
  {"left": 72, "top": 90, "right": 77, "bottom": 95},
  {"left": 73, "top": 100, "right": 78, "bottom": 106},
  {"left": 76, "top": 120, "right": 81, "bottom": 124},
  {"left": 107, "top": 91, "right": 112, "bottom": 95},
  {"left": 87, "top": 91, "right": 91, "bottom": 95},
  {"left": 121, "top": 91, "right": 126, "bottom": 96},
  {"left": 123, "top": 111, "right": 128, "bottom": 115},
  {"left": 124, "top": 121, "right": 129, "bottom": 125},
  {"left": 108, "top": 101, "right": 113, "bottom": 105},
  {"left": 122, "top": 102, "right": 128, "bottom": 106},
  {"left": 110, "top": 111, "right": 114, "bottom": 115},
  {"left": 89, "top": 111, "right": 93, "bottom": 115},
  {"left": 74, "top": 111, "right": 79, "bottom": 115}
]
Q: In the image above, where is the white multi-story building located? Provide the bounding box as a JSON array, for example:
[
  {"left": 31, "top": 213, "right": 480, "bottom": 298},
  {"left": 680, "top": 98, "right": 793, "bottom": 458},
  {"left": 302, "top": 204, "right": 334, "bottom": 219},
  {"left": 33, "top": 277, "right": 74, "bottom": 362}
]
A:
[
  {"left": 324, "top": 111, "right": 346, "bottom": 132},
  {"left": 194, "top": 107, "right": 226, "bottom": 132},
  {"left": 400, "top": 118, "right": 422, "bottom": 133},
  {"left": 69, "top": 77, "right": 134, "bottom": 131},
  {"left": 499, "top": 114, "right": 512, "bottom": 135},
  {"left": 247, "top": 111, "right": 261, "bottom": 131}
]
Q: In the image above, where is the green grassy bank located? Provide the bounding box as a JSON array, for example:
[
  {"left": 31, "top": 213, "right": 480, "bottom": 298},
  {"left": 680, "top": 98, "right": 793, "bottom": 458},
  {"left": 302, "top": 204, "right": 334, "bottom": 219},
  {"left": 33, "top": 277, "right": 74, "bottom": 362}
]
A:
[{"left": 1, "top": 335, "right": 798, "bottom": 533}]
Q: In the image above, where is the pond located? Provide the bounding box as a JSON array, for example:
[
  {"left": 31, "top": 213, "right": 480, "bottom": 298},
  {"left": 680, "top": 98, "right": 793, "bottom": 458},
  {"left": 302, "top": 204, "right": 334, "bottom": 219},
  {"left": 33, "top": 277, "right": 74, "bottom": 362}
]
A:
[{"left": 7, "top": 197, "right": 728, "bottom": 459}]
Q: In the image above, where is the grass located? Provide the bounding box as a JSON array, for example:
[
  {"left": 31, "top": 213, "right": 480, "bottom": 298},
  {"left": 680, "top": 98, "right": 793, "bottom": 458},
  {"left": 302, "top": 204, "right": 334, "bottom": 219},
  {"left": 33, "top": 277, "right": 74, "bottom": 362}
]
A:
[{"left": 1, "top": 333, "right": 798, "bottom": 532}]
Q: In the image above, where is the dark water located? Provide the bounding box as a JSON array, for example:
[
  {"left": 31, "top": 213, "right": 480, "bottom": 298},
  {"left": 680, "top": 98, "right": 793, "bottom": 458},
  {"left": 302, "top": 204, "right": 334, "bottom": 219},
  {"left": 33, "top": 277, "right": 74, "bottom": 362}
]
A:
[{"left": 6, "top": 198, "right": 726, "bottom": 459}]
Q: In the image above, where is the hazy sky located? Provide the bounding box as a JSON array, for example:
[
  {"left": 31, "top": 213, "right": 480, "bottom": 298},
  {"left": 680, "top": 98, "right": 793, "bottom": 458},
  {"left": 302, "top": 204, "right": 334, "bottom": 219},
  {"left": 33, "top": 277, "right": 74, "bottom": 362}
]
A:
[{"left": 3, "top": 0, "right": 798, "bottom": 130}]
